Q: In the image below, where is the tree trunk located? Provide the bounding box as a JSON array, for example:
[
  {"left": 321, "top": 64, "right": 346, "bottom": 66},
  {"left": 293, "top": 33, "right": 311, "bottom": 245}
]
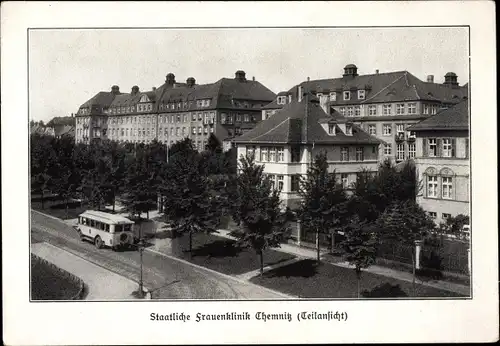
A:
[
  {"left": 316, "top": 227, "right": 320, "bottom": 265},
  {"left": 41, "top": 189, "right": 45, "bottom": 209},
  {"left": 330, "top": 230, "right": 336, "bottom": 254},
  {"left": 356, "top": 269, "right": 362, "bottom": 298},
  {"left": 259, "top": 250, "right": 264, "bottom": 276},
  {"left": 65, "top": 197, "right": 69, "bottom": 219},
  {"left": 411, "top": 247, "right": 416, "bottom": 297},
  {"left": 147, "top": 210, "right": 149, "bottom": 219},
  {"left": 189, "top": 231, "right": 193, "bottom": 260},
  {"left": 112, "top": 191, "right": 116, "bottom": 213}
]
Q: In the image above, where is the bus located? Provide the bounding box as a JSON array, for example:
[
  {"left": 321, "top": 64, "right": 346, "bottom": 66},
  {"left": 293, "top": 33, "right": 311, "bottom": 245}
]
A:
[{"left": 75, "top": 210, "right": 135, "bottom": 250}]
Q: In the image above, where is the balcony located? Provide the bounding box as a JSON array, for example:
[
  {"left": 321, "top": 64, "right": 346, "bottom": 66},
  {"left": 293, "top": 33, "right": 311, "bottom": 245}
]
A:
[{"left": 395, "top": 132, "right": 405, "bottom": 141}]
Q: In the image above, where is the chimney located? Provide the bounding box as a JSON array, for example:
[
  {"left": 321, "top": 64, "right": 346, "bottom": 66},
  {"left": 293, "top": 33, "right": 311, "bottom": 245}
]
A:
[
  {"left": 186, "top": 77, "right": 196, "bottom": 87},
  {"left": 252, "top": 76, "right": 255, "bottom": 81},
  {"left": 343, "top": 64, "right": 359, "bottom": 78},
  {"left": 166, "top": 73, "right": 176, "bottom": 85},
  {"left": 235, "top": 70, "right": 246, "bottom": 81},
  {"left": 307, "top": 77, "right": 310, "bottom": 82},
  {"left": 427, "top": 75, "right": 434, "bottom": 83},
  {"left": 152, "top": 87, "right": 156, "bottom": 91},
  {"left": 443, "top": 72, "right": 459, "bottom": 88},
  {"left": 375, "top": 69, "right": 379, "bottom": 74},
  {"left": 111, "top": 85, "right": 120, "bottom": 94},
  {"left": 131, "top": 85, "right": 139, "bottom": 95}
]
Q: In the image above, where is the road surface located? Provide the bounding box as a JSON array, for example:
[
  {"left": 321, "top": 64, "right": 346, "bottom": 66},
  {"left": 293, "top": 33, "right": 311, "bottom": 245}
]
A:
[{"left": 31, "top": 211, "right": 289, "bottom": 299}]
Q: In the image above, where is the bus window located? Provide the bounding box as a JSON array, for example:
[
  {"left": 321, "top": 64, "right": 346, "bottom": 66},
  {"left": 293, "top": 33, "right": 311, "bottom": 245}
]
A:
[
  {"left": 100, "top": 222, "right": 105, "bottom": 231},
  {"left": 90, "top": 219, "right": 95, "bottom": 228},
  {"left": 105, "top": 224, "right": 110, "bottom": 232},
  {"left": 115, "top": 225, "right": 122, "bottom": 233},
  {"left": 124, "top": 225, "right": 131, "bottom": 232}
]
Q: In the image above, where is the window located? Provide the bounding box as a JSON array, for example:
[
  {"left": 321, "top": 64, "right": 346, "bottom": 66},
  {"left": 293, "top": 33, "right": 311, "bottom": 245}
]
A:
[
  {"left": 427, "top": 175, "right": 438, "bottom": 198},
  {"left": 328, "top": 124, "right": 335, "bottom": 135},
  {"left": 204, "top": 127, "right": 208, "bottom": 134},
  {"left": 291, "top": 175, "right": 300, "bottom": 192},
  {"left": 177, "top": 114, "right": 181, "bottom": 123},
  {"left": 396, "top": 124, "right": 405, "bottom": 134},
  {"left": 236, "top": 114, "right": 242, "bottom": 122},
  {"left": 354, "top": 106, "right": 361, "bottom": 116},
  {"left": 356, "top": 147, "right": 364, "bottom": 161},
  {"left": 346, "top": 107, "right": 354, "bottom": 117},
  {"left": 192, "top": 127, "right": 196, "bottom": 135},
  {"left": 397, "top": 144, "right": 405, "bottom": 161},
  {"left": 277, "top": 175, "right": 284, "bottom": 191},
  {"left": 431, "top": 105, "right": 438, "bottom": 115},
  {"left": 269, "top": 147, "right": 276, "bottom": 162},
  {"left": 423, "top": 104, "right": 430, "bottom": 115},
  {"left": 175, "top": 127, "right": 180, "bottom": 136},
  {"left": 408, "top": 103, "right": 417, "bottom": 114},
  {"left": 198, "top": 127, "right": 202, "bottom": 134},
  {"left": 182, "top": 127, "right": 187, "bottom": 136},
  {"left": 428, "top": 212, "right": 437, "bottom": 219},
  {"left": 428, "top": 138, "right": 437, "bottom": 157},
  {"left": 345, "top": 124, "right": 352, "bottom": 135},
  {"left": 227, "top": 115, "right": 234, "bottom": 124},
  {"left": 383, "top": 104, "right": 392, "bottom": 115},
  {"left": 357, "top": 90, "right": 365, "bottom": 100},
  {"left": 260, "top": 147, "right": 268, "bottom": 162},
  {"left": 408, "top": 143, "right": 416, "bottom": 158},
  {"left": 277, "top": 96, "right": 287, "bottom": 105},
  {"left": 442, "top": 138, "right": 452, "bottom": 157},
  {"left": 277, "top": 147, "right": 284, "bottom": 162},
  {"left": 221, "top": 113, "right": 226, "bottom": 124},
  {"left": 244, "top": 114, "right": 250, "bottom": 122},
  {"left": 343, "top": 91, "right": 351, "bottom": 100},
  {"left": 384, "top": 143, "right": 392, "bottom": 155},
  {"left": 396, "top": 103, "right": 405, "bottom": 115},
  {"left": 340, "top": 147, "right": 349, "bottom": 161},
  {"left": 341, "top": 174, "right": 349, "bottom": 189},
  {"left": 339, "top": 107, "right": 346, "bottom": 116},
  {"left": 184, "top": 114, "right": 189, "bottom": 122},
  {"left": 368, "top": 105, "right": 377, "bottom": 116},
  {"left": 246, "top": 146, "right": 256, "bottom": 158},
  {"left": 291, "top": 146, "right": 301, "bottom": 162},
  {"left": 442, "top": 177, "right": 453, "bottom": 199},
  {"left": 442, "top": 213, "right": 452, "bottom": 220},
  {"left": 329, "top": 92, "right": 336, "bottom": 101},
  {"left": 383, "top": 124, "right": 392, "bottom": 136},
  {"left": 268, "top": 174, "right": 276, "bottom": 190},
  {"left": 170, "top": 128, "right": 174, "bottom": 135},
  {"left": 368, "top": 125, "right": 376, "bottom": 135},
  {"left": 192, "top": 113, "right": 197, "bottom": 121}
]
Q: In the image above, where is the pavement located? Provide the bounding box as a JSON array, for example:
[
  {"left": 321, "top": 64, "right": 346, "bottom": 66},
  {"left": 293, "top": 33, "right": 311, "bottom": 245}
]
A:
[
  {"left": 31, "top": 241, "right": 148, "bottom": 300},
  {"left": 32, "top": 210, "right": 291, "bottom": 299}
]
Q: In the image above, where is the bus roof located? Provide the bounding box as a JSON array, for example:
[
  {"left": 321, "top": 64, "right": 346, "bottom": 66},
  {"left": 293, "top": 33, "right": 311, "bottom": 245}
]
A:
[{"left": 78, "top": 210, "right": 135, "bottom": 225}]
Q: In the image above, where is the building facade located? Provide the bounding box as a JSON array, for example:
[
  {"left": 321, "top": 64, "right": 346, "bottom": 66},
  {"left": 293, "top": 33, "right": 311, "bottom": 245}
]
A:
[
  {"left": 408, "top": 101, "right": 469, "bottom": 225},
  {"left": 263, "top": 65, "right": 468, "bottom": 163},
  {"left": 235, "top": 94, "right": 382, "bottom": 209},
  {"left": 75, "top": 71, "right": 276, "bottom": 150}
]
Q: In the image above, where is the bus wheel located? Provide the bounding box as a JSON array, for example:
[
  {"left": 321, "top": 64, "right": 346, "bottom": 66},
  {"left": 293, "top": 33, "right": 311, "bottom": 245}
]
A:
[{"left": 94, "top": 236, "right": 103, "bottom": 249}]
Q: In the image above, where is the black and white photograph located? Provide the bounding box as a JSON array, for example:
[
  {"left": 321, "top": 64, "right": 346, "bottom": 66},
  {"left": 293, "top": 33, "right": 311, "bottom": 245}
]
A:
[{"left": 2, "top": 1, "right": 498, "bottom": 345}]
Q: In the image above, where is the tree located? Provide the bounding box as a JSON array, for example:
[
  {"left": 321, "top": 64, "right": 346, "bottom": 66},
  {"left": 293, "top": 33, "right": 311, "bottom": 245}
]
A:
[
  {"left": 162, "top": 150, "right": 222, "bottom": 258},
  {"left": 376, "top": 200, "right": 435, "bottom": 296},
  {"left": 297, "top": 152, "right": 348, "bottom": 264},
  {"left": 30, "top": 133, "right": 57, "bottom": 209},
  {"left": 340, "top": 215, "right": 378, "bottom": 298},
  {"left": 231, "top": 155, "right": 290, "bottom": 275},
  {"left": 438, "top": 214, "right": 470, "bottom": 238}
]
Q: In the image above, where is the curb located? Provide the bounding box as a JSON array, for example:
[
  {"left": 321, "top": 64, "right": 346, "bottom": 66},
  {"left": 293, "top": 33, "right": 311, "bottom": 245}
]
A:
[
  {"left": 32, "top": 209, "right": 70, "bottom": 222},
  {"left": 36, "top": 242, "right": 152, "bottom": 300},
  {"left": 145, "top": 247, "right": 296, "bottom": 299}
]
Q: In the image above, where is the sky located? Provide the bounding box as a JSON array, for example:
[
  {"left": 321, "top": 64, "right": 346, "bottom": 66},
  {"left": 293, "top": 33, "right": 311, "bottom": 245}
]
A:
[{"left": 29, "top": 27, "right": 469, "bottom": 122}]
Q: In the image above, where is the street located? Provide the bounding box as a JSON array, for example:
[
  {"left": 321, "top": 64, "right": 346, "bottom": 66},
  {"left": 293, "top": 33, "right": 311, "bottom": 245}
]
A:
[{"left": 31, "top": 211, "right": 288, "bottom": 299}]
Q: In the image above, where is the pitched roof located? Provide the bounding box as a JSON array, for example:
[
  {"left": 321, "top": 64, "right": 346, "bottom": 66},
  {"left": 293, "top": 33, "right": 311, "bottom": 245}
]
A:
[
  {"left": 408, "top": 101, "right": 469, "bottom": 131},
  {"left": 234, "top": 94, "right": 382, "bottom": 145},
  {"left": 286, "top": 71, "right": 468, "bottom": 105},
  {"left": 79, "top": 91, "right": 119, "bottom": 110}
]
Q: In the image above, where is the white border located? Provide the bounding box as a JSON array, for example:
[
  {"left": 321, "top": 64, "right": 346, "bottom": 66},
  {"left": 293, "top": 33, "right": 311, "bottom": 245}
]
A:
[{"left": 2, "top": 1, "right": 498, "bottom": 344}]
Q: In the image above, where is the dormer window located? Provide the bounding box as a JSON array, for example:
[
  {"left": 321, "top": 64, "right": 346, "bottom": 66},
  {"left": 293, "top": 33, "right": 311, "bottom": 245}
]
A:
[
  {"left": 277, "top": 96, "right": 287, "bottom": 105},
  {"left": 329, "top": 92, "right": 336, "bottom": 101},
  {"left": 343, "top": 91, "right": 351, "bottom": 100},
  {"left": 358, "top": 90, "right": 365, "bottom": 100},
  {"left": 346, "top": 124, "right": 353, "bottom": 135},
  {"left": 328, "top": 123, "right": 336, "bottom": 135}
]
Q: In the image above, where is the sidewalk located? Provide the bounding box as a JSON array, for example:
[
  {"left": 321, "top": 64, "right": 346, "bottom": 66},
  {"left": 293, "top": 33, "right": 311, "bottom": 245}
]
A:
[
  {"left": 215, "top": 229, "right": 470, "bottom": 296},
  {"left": 31, "top": 242, "right": 150, "bottom": 300}
]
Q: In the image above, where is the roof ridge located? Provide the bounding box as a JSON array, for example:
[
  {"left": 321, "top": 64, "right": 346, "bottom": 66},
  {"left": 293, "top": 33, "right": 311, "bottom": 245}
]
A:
[
  {"left": 304, "top": 70, "right": 408, "bottom": 84},
  {"left": 360, "top": 73, "right": 406, "bottom": 104}
]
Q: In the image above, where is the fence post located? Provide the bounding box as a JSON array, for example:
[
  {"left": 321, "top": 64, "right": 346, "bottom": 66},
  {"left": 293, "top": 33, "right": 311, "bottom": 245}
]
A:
[
  {"left": 415, "top": 240, "right": 423, "bottom": 270},
  {"left": 467, "top": 245, "right": 471, "bottom": 275},
  {"left": 297, "top": 220, "right": 301, "bottom": 247}
]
